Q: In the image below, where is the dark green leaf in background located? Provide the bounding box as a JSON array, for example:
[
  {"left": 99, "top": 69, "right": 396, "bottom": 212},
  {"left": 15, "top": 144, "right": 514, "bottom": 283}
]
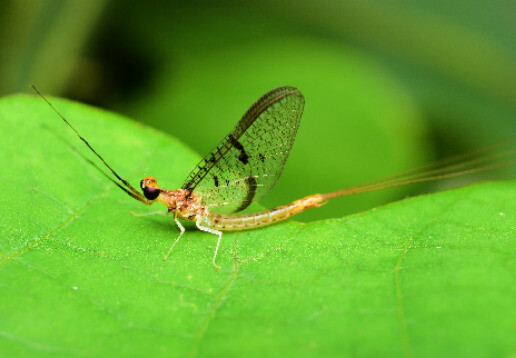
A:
[
  {"left": 2, "top": 0, "right": 515, "bottom": 222},
  {"left": 1, "top": 96, "right": 514, "bottom": 357},
  {"left": 128, "top": 38, "right": 430, "bottom": 221}
]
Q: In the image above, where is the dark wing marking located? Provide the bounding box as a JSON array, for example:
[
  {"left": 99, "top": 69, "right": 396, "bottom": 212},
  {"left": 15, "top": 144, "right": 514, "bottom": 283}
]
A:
[
  {"left": 234, "top": 176, "right": 258, "bottom": 212},
  {"left": 182, "top": 86, "right": 305, "bottom": 214}
]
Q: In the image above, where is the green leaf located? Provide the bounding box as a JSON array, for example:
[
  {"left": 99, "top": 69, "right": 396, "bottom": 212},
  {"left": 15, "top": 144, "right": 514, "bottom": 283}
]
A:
[{"left": 1, "top": 95, "right": 514, "bottom": 357}]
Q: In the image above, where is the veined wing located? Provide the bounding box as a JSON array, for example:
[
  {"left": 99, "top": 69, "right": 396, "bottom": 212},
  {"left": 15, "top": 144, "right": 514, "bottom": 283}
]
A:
[{"left": 182, "top": 86, "right": 305, "bottom": 214}]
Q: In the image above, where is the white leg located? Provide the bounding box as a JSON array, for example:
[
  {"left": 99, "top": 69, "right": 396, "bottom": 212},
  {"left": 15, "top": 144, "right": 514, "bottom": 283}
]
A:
[
  {"left": 130, "top": 210, "right": 167, "bottom": 217},
  {"left": 196, "top": 221, "right": 223, "bottom": 271},
  {"left": 163, "top": 218, "right": 185, "bottom": 261}
]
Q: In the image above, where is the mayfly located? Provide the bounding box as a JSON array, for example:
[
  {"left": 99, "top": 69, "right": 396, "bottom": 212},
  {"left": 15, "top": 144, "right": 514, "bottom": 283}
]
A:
[{"left": 31, "top": 85, "right": 514, "bottom": 270}]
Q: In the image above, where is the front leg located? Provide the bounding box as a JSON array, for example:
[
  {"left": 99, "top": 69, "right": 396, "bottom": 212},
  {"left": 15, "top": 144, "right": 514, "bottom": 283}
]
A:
[
  {"left": 163, "top": 217, "right": 185, "bottom": 261},
  {"left": 130, "top": 210, "right": 168, "bottom": 217}
]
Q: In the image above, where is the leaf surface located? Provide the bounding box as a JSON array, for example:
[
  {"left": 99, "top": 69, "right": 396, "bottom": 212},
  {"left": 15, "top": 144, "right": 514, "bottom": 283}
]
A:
[{"left": 0, "top": 95, "right": 514, "bottom": 357}]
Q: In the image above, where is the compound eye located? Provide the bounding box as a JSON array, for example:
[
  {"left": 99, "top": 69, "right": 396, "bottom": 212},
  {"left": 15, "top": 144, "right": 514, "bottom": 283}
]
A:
[{"left": 143, "top": 186, "right": 160, "bottom": 200}]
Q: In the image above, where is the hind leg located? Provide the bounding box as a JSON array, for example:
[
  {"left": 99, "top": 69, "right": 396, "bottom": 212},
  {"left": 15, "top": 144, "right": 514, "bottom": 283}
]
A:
[{"left": 195, "top": 221, "right": 222, "bottom": 271}]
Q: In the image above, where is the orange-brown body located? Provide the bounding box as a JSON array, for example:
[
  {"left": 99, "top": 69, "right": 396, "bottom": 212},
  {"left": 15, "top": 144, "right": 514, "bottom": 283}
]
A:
[{"left": 141, "top": 176, "right": 325, "bottom": 230}]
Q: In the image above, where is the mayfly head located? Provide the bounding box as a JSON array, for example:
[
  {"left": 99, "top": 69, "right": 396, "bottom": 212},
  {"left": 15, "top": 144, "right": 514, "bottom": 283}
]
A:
[{"left": 140, "top": 176, "right": 161, "bottom": 200}]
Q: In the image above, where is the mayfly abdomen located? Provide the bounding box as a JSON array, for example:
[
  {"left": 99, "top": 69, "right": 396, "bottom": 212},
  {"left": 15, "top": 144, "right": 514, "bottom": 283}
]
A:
[{"left": 205, "top": 194, "right": 324, "bottom": 231}]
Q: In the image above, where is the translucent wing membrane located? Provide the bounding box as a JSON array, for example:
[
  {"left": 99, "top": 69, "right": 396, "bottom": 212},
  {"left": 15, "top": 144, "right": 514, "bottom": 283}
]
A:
[{"left": 182, "top": 86, "right": 305, "bottom": 214}]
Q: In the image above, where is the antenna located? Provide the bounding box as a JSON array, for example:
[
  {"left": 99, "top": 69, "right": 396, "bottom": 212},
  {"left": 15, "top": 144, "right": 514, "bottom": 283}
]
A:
[{"left": 30, "top": 85, "right": 151, "bottom": 204}]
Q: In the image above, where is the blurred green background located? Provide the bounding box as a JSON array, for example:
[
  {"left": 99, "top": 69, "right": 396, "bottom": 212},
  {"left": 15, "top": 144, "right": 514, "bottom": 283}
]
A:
[{"left": 2, "top": 0, "right": 515, "bottom": 221}]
